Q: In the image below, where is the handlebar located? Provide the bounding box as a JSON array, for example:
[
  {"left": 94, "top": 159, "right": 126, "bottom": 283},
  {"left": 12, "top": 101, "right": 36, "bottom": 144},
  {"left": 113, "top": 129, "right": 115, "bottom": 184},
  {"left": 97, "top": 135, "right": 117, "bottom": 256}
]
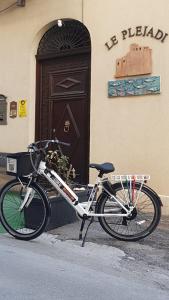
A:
[
  {"left": 27, "top": 139, "right": 70, "bottom": 174},
  {"left": 28, "top": 139, "right": 70, "bottom": 152}
]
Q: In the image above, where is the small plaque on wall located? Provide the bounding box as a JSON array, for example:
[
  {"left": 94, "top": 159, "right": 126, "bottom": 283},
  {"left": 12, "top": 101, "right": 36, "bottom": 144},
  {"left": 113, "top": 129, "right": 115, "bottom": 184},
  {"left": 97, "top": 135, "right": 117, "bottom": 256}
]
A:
[
  {"left": 0, "top": 94, "right": 7, "bottom": 125},
  {"left": 10, "top": 101, "right": 17, "bottom": 118},
  {"left": 18, "top": 100, "right": 27, "bottom": 117}
]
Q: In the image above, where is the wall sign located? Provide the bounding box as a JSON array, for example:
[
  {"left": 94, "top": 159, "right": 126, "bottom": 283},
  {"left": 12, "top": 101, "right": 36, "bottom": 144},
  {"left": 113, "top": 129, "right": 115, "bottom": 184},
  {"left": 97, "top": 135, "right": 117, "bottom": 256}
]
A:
[
  {"left": 105, "top": 25, "right": 168, "bottom": 50},
  {"left": 115, "top": 43, "right": 152, "bottom": 78},
  {"left": 108, "top": 43, "right": 160, "bottom": 97},
  {"left": 106, "top": 25, "right": 165, "bottom": 98}
]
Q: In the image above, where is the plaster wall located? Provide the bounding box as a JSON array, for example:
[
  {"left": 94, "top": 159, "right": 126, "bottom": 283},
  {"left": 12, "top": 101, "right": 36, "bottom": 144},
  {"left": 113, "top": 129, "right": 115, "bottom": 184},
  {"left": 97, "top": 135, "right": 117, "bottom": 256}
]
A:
[
  {"left": 0, "top": 0, "right": 82, "bottom": 151},
  {"left": 84, "top": 0, "right": 169, "bottom": 196}
]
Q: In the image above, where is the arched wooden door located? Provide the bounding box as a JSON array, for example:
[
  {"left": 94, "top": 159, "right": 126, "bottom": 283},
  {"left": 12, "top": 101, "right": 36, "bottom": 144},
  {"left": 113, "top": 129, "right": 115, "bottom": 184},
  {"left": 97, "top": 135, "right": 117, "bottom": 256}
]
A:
[{"left": 35, "top": 20, "right": 91, "bottom": 183}]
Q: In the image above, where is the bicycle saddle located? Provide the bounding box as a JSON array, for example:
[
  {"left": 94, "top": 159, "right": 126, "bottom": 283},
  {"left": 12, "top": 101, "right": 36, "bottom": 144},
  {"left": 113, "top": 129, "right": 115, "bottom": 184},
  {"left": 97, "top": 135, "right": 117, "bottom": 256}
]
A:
[{"left": 89, "top": 162, "right": 115, "bottom": 174}]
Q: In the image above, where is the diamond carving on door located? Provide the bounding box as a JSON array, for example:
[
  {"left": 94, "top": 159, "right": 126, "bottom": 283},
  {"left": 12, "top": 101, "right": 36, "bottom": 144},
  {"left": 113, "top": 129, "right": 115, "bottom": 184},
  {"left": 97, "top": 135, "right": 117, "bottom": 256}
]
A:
[
  {"left": 56, "top": 77, "right": 80, "bottom": 89},
  {"left": 49, "top": 67, "right": 87, "bottom": 98}
]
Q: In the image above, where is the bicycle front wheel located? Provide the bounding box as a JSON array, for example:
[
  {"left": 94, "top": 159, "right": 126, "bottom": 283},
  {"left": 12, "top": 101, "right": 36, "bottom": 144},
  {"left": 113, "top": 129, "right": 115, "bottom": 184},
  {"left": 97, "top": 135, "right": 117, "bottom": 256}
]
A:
[
  {"left": 97, "top": 182, "right": 161, "bottom": 241},
  {"left": 0, "top": 178, "right": 50, "bottom": 240}
]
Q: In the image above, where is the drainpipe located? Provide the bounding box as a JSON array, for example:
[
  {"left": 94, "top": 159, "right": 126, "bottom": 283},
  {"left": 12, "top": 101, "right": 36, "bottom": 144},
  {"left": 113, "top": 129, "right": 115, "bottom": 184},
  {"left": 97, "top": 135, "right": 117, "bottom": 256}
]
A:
[{"left": 82, "top": 0, "right": 84, "bottom": 23}]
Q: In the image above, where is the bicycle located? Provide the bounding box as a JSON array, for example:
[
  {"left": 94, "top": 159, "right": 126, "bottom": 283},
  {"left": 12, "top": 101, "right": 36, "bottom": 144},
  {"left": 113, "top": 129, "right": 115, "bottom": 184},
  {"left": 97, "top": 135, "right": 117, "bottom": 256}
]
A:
[{"left": 0, "top": 139, "right": 162, "bottom": 246}]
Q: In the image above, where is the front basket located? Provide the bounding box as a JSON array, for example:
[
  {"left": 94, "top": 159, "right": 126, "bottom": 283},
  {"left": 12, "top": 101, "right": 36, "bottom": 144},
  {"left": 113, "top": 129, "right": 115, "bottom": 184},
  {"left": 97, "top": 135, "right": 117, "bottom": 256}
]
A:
[{"left": 6, "top": 152, "right": 34, "bottom": 177}]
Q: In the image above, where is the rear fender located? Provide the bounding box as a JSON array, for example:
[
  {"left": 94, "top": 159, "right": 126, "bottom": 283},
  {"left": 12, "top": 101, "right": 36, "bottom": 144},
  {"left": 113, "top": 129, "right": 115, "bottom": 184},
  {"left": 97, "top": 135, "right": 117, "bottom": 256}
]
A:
[{"left": 142, "top": 184, "right": 163, "bottom": 207}]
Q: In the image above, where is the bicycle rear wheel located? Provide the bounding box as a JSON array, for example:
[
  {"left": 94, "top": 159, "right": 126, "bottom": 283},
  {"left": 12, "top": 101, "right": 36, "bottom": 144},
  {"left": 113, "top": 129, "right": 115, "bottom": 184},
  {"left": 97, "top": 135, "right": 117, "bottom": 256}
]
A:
[
  {"left": 0, "top": 178, "right": 50, "bottom": 240},
  {"left": 97, "top": 182, "right": 161, "bottom": 241}
]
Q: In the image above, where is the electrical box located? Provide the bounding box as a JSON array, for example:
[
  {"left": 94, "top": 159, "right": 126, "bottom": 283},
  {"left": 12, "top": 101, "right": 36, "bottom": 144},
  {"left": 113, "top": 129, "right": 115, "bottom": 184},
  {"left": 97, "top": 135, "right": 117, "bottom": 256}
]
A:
[{"left": 0, "top": 94, "right": 7, "bottom": 125}]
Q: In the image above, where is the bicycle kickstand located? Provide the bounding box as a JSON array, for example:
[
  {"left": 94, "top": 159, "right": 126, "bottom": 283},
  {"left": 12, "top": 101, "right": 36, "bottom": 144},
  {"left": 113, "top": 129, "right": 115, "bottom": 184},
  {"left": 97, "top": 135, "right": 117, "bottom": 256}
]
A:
[
  {"left": 79, "top": 217, "right": 86, "bottom": 241},
  {"left": 81, "top": 217, "right": 94, "bottom": 247}
]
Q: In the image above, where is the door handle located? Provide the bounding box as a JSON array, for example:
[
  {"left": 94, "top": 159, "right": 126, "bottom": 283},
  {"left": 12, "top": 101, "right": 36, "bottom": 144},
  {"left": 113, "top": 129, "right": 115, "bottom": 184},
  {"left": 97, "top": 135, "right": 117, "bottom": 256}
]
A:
[{"left": 64, "top": 120, "right": 70, "bottom": 132}]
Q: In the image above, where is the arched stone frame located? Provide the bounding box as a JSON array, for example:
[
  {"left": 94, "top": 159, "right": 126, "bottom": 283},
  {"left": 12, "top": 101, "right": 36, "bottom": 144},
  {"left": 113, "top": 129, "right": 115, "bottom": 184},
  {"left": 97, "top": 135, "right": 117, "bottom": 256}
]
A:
[{"left": 35, "top": 19, "right": 91, "bottom": 183}]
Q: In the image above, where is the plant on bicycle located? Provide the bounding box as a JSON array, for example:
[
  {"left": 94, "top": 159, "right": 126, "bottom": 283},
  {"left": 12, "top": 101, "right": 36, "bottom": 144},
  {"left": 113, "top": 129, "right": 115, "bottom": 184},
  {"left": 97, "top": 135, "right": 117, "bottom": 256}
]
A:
[{"left": 45, "top": 150, "right": 76, "bottom": 183}]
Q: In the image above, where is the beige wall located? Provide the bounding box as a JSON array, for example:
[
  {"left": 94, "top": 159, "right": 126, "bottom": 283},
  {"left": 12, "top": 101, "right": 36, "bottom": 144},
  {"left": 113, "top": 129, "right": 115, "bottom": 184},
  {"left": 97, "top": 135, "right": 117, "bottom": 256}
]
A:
[
  {"left": 0, "top": 0, "right": 169, "bottom": 196},
  {"left": 0, "top": 0, "right": 82, "bottom": 151},
  {"left": 85, "top": 0, "right": 169, "bottom": 195}
]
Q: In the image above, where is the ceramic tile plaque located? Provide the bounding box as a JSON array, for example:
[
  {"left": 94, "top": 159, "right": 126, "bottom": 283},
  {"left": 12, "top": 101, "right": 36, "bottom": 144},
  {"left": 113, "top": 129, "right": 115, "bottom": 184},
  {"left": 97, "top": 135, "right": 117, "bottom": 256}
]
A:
[{"left": 108, "top": 76, "right": 160, "bottom": 97}]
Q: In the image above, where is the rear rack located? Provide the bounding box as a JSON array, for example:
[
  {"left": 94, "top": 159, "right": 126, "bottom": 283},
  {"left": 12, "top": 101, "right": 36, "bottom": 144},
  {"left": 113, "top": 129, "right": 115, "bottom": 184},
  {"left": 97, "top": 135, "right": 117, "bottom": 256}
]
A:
[
  {"left": 111, "top": 175, "right": 150, "bottom": 182},
  {"left": 111, "top": 175, "right": 150, "bottom": 204}
]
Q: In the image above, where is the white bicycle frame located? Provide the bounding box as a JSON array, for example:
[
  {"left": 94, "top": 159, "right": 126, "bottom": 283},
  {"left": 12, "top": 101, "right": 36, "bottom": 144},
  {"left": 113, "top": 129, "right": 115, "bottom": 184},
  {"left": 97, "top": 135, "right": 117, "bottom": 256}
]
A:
[{"left": 28, "top": 161, "right": 132, "bottom": 218}]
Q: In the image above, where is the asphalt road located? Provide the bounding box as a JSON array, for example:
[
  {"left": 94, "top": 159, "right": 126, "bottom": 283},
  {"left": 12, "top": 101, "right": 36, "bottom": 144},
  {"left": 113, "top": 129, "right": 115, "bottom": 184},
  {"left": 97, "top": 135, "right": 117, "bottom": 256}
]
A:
[
  {"left": 50, "top": 212, "right": 169, "bottom": 272},
  {"left": 0, "top": 227, "right": 169, "bottom": 300}
]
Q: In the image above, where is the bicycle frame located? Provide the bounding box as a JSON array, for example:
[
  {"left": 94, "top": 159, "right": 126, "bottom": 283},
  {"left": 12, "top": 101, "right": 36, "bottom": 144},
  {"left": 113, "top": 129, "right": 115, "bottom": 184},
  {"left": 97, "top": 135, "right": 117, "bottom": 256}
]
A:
[{"left": 32, "top": 161, "right": 132, "bottom": 218}]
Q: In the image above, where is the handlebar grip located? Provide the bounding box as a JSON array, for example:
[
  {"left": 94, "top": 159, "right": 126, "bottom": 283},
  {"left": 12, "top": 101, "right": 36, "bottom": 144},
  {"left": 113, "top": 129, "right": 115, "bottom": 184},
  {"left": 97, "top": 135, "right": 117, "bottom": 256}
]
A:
[{"left": 58, "top": 141, "right": 70, "bottom": 147}]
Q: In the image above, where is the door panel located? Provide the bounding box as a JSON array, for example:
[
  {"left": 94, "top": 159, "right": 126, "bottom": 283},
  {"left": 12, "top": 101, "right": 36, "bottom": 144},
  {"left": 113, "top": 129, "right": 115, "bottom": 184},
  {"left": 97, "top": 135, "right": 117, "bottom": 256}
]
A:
[
  {"left": 36, "top": 53, "right": 90, "bottom": 183},
  {"left": 49, "top": 67, "right": 88, "bottom": 98}
]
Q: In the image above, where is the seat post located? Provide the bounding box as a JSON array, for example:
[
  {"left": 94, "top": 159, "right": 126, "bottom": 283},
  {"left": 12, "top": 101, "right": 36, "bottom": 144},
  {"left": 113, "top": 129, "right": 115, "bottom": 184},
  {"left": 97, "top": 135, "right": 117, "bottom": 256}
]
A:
[{"left": 98, "top": 171, "right": 103, "bottom": 178}]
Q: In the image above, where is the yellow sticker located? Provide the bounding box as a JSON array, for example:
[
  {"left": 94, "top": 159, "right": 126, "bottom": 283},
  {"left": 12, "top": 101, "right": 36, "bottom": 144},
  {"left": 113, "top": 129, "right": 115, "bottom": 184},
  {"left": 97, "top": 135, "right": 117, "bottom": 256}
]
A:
[{"left": 18, "top": 100, "right": 27, "bottom": 117}]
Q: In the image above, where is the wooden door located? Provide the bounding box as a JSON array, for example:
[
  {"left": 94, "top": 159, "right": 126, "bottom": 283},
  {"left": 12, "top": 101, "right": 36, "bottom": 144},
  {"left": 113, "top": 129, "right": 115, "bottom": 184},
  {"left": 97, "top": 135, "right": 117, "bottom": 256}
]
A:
[{"left": 36, "top": 53, "right": 90, "bottom": 183}]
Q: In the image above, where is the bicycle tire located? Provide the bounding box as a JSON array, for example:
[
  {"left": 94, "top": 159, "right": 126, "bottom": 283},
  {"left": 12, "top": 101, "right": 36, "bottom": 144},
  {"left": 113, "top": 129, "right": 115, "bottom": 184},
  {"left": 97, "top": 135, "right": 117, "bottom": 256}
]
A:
[
  {"left": 0, "top": 178, "right": 50, "bottom": 240},
  {"left": 97, "top": 182, "right": 161, "bottom": 241}
]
